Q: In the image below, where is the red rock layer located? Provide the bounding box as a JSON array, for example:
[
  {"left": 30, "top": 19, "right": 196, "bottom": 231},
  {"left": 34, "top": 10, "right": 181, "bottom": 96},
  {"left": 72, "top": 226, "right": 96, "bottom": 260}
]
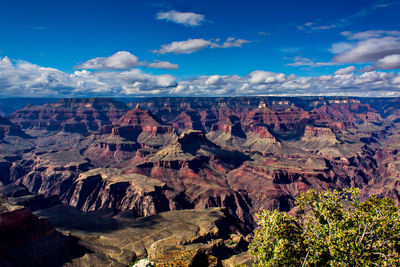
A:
[{"left": 9, "top": 98, "right": 129, "bottom": 133}]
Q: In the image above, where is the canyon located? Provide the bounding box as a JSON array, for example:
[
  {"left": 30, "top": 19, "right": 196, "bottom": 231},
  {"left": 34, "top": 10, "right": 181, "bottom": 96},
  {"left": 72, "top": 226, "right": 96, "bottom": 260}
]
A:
[{"left": 1, "top": 96, "right": 400, "bottom": 265}]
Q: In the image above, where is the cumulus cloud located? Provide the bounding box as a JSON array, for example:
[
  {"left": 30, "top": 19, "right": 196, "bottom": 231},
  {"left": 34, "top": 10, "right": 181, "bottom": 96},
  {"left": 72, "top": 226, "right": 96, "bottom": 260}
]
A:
[
  {"left": 375, "top": 54, "right": 400, "bottom": 69},
  {"left": 249, "top": 71, "right": 286, "bottom": 84},
  {"left": 156, "top": 10, "right": 205, "bottom": 26},
  {"left": 147, "top": 61, "right": 178, "bottom": 70},
  {"left": 76, "top": 51, "right": 141, "bottom": 70},
  {"left": 175, "top": 70, "right": 400, "bottom": 97},
  {"left": 152, "top": 37, "right": 250, "bottom": 54},
  {"left": 393, "top": 75, "right": 400, "bottom": 84},
  {"left": 205, "top": 75, "right": 225, "bottom": 86},
  {"left": 1, "top": 56, "right": 400, "bottom": 98},
  {"left": 0, "top": 56, "right": 177, "bottom": 97},
  {"left": 334, "top": 66, "right": 356, "bottom": 75}
]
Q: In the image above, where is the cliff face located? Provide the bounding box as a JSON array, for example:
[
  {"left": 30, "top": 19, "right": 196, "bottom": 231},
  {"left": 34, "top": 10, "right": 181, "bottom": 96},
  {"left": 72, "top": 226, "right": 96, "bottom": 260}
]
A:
[
  {"left": 2, "top": 96, "right": 400, "bottom": 265},
  {"left": 64, "top": 168, "right": 169, "bottom": 216},
  {"left": 0, "top": 116, "right": 28, "bottom": 140},
  {"left": 126, "top": 130, "right": 254, "bottom": 227},
  {"left": 84, "top": 106, "right": 177, "bottom": 166},
  {"left": 8, "top": 98, "right": 129, "bottom": 133},
  {"left": 2, "top": 96, "right": 400, "bottom": 237}
]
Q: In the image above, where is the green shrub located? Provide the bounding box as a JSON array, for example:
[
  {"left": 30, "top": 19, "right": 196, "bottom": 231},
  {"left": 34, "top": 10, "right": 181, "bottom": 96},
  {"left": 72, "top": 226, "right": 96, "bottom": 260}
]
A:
[{"left": 249, "top": 188, "right": 400, "bottom": 266}]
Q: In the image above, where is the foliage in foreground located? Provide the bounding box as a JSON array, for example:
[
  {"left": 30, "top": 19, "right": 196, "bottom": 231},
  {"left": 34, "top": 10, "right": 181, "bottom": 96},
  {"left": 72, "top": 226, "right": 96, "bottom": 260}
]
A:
[{"left": 249, "top": 188, "right": 400, "bottom": 266}]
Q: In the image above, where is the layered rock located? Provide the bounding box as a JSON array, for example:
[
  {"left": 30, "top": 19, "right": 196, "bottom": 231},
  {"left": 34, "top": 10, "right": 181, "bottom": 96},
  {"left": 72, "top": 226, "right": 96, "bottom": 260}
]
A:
[
  {"left": 300, "top": 125, "right": 340, "bottom": 147},
  {"left": 129, "top": 130, "right": 253, "bottom": 227},
  {"left": 9, "top": 98, "right": 129, "bottom": 133},
  {"left": 310, "top": 98, "right": 381, "bottom": 131},
  {"left": 207, "top": 108, "right": 247, "bottom": 148},
  {"left": 171, "top": 110, "right": 207, "bottom": 132},
  {"left": 226, "top": 150, "right": 376, "bottom": 215},
  {"left": 242, "top": 125, "right": 281, "bottom": 154},
  {"left": 64, "top": 168, "right": 169, "bottom": 215},
  {"left": 2, "top": 96, "right": 400, "bottom": 266},
  {"left": 85, "top": 105, "right": 177, "bottom": 166},
  {"left": 243, "top": 103, "right": 310, "bottom": 140},
  {"left": 0, "top": 116, "right": 27, "bottom": 140},
  {"left": 118, "top": 105, "right": 176, "bottom": 146},
  {"left": 13, "top": 150, "right": 91, "bottom": 199}
]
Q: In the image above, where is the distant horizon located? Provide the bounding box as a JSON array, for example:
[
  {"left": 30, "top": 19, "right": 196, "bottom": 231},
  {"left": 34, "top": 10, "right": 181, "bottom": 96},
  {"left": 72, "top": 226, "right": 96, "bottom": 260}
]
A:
[{"left": 2, "top": 95, "right": 400, "bottom": 100}]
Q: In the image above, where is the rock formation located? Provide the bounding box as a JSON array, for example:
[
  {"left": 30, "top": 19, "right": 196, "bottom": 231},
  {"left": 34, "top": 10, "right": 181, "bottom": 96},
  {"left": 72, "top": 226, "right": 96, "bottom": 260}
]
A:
[
  {"left": 1, "top": 96, "right": 400, "bottom": 265},
  {"left": 8, "top": 98, "right": 129, "bottom": 133}
]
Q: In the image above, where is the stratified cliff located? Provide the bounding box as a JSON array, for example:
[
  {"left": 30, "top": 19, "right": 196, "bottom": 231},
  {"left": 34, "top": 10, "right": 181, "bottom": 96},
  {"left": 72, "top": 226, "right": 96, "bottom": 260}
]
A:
[
  {"left": 8, "top": 98, "right": 129, "bottom": 133},
  {"left": 1, "top": 96, "right": 399, "bottom": 233}
]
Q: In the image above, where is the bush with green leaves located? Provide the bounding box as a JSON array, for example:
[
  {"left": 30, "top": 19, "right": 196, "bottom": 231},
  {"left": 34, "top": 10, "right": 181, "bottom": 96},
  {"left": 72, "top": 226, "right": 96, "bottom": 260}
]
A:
[{"left": 249, "top": 188, "right": 400, "bottom": 266}]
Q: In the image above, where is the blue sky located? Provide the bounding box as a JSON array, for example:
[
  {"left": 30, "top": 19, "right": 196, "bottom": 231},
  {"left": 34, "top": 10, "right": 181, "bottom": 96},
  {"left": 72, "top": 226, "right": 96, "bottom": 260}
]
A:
[{"left": 0, "top": 0, "right": 400, "bottom": 97}]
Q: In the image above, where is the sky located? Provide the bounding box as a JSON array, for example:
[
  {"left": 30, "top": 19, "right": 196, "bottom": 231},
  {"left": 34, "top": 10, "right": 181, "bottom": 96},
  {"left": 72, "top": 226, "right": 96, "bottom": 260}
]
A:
[{"left": 0, "top": 0, "right": 400, "bottom": 97}]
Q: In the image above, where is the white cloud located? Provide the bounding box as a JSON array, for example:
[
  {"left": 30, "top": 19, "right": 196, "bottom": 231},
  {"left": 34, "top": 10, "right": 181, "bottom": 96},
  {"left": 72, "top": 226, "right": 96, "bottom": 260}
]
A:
[
  {"left": 147, "top": 61, "right": 178, "bottom": 70},
  {"left": 76, "top": 51, "right": 141, "bottom": 70},
  {"left": 175, "top": 70, "right": 400, "bottom": 97},
  {"left": 375, "top": 54, "right": 400, "bottom": 69},
  {"left": 152, "top": 37, "right": 250, "bottom": 54},
  {"left": 1, "top": 56, "right": 400, "bottom": 98},
  {"left": 211, "top": 37, "right": 250, "bottom": 48},
  {"left": 329, "top": 42, "right": 354, "bottom": 54},
  {"left": 334, "top": 66, "right": 356, "bottom": 75},
  {"left": 0, "top": 56, "right": 177, "bottom": 97},
  {"left": 332, "top": 37, "right": 400, "bottom": 63},
  {"left": 249, "top": 71, "right": 286, "bottom": 84},
  {"left": 393, "top": 75, "right": 400, "bottom": 84},
  {"left": 0, "top": 56, "right": 12, "bottom": 68},
  {"left": 327, "top": 30, "right": 400, "bottom": 70},
  {"left": 205, "top": 75, "right": 224, "bottom": 85},
  {"left": 156, "top": 10, "right": 205, "bottom": 26},
  {"left": 152, "top": 39, "right": 211, "bottom": 54}
]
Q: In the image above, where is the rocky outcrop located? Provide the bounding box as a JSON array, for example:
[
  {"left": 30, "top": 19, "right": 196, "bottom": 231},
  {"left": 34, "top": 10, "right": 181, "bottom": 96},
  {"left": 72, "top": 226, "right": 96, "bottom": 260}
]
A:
[
  {"left": 300, "top": 125, "right": 339, "bottom": 146},
  {"left": 242, "top": 125, "right": 281, "bottom": 154},
  {"left": 0, "top": 196, "right": 86, "bottom": 266},
  {"left": 0, "top": 116, "right": 28, "bottom": 140},
  {"left": 64, "top": 168, "right": 169, "bottom": 215},
  {"left": 13, "top": 150, "right": 91, "bottom": 199},
  {"left": 129, "top": 130, "right": 253, "bottom": 227},
  {"left": 243, "top": 103, "right": 310, "bottom": 140},
  {"left": 35, "top": 206, "right": 248, "bottom": 266},
  {"left": 207, "top": 108, "right": 247, "bottom": 148},
  {"left": 84, "top": 106, "right": 177, "bottom": 166}
]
